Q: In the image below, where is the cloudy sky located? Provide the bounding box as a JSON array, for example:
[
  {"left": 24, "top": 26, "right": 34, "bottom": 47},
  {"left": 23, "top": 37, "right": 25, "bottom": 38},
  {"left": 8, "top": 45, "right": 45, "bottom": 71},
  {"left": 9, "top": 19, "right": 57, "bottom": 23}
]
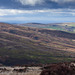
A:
[{"left": 0, "top": 0, "right": 75, "bottom": 23}]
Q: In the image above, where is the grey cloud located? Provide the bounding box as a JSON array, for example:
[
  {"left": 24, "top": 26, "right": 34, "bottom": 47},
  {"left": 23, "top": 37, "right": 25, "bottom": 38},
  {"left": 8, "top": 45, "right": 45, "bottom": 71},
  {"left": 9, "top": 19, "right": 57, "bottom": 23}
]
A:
[{"left": 0, "top": 0, "right": 75, "bottom": 10}]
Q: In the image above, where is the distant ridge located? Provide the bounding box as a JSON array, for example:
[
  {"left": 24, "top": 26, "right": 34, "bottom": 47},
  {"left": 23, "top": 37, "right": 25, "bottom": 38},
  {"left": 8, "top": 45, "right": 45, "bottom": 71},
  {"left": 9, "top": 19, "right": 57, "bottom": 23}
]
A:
[{"left": 15, "top": 22, "right": 75, "bottom": 33}]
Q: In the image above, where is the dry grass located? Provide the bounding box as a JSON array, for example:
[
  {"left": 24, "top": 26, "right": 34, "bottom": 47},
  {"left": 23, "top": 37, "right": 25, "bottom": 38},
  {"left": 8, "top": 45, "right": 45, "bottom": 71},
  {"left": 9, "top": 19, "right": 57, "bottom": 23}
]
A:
[
  {"left": 0, "top": 67, "right": 42, "bottom": 75},
  {"left": 0, "top": 72, "right": 41, "bottom": 75}
]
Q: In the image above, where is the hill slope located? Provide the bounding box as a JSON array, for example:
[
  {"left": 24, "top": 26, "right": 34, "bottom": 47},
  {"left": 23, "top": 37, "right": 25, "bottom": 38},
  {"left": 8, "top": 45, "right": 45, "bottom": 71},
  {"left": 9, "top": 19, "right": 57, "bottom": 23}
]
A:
[{"left": 0, "top": 23, "right": 75, "bottom": 65}]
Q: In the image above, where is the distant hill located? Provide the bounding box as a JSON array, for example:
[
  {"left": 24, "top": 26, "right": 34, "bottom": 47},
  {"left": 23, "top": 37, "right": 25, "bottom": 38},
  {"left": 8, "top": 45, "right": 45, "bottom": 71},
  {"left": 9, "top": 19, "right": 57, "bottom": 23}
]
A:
[
  {"left": 0, "top": 23, "right": 75, "bottom": 66},
  {"left": 16, "top": 22, "right": 75, "bottom": 33}
]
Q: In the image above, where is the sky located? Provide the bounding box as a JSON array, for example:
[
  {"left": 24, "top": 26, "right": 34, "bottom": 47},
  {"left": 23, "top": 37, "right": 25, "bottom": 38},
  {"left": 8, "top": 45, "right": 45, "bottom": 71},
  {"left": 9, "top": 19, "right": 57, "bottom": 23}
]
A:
[{"left": 0, "top": 0, "right": 75, "bottom": 23}]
